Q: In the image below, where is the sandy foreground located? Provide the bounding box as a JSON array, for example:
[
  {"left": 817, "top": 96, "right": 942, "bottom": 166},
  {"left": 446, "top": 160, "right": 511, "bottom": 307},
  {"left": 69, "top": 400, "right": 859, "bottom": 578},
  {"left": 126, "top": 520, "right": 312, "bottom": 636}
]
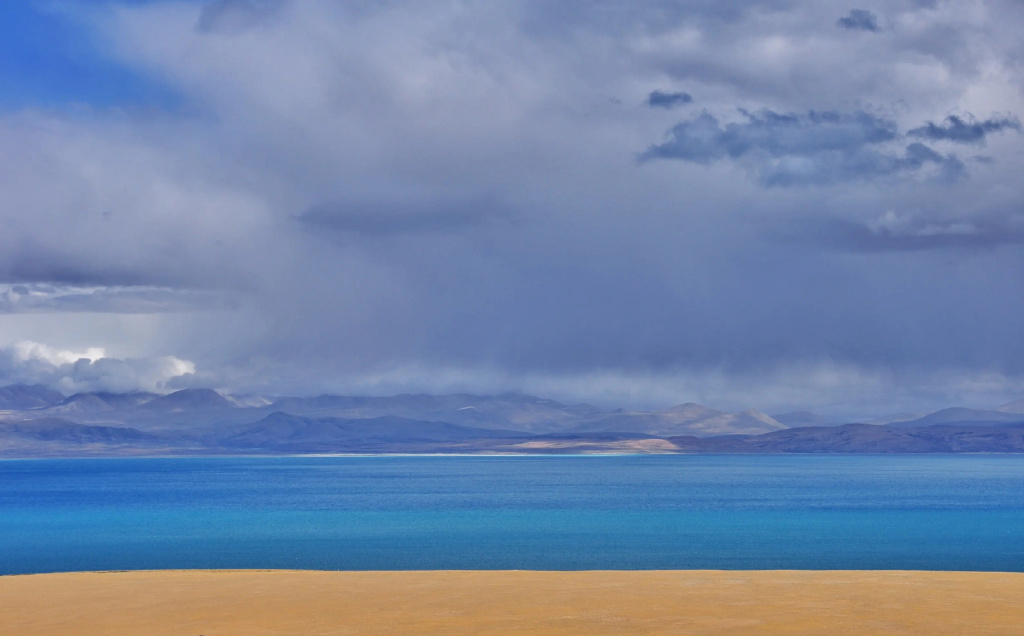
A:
[{"left": 2, "top": 569, "right": 1024, "bottom": 636}]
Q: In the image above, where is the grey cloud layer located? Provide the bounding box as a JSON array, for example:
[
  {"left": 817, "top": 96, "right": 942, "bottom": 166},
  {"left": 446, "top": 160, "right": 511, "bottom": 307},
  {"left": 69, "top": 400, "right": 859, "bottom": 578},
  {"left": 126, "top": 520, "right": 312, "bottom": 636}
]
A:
[
  {"left": 837, "top": 9, "right": 881, "bottom": 31},
  {"left": 0, "top": 284, "right": 233, "bottom": 314},
  {"left": 648, "top": 90, "right": 693, "bottom": 109},
  {"left": 793, "top": 209, "right": 1024, "bottom": 251},
  {"left": 0, "top": 0, "right": 1021, "bottom": 414},
  {"left": 908, "top": 115, "right": 1021, "bottom": 144},
  {"left": 640, "top": 109, "right": 966, "bottom": 186},
  {"left": 297, "top": 196, "right": 510, "bottom": 238}
]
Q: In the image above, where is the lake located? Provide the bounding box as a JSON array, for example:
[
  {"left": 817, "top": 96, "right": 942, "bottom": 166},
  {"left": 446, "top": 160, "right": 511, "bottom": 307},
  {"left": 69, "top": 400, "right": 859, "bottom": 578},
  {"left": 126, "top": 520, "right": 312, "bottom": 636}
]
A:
[{"left": 2, "top": 454, "right": 1023, "bottom": 574}]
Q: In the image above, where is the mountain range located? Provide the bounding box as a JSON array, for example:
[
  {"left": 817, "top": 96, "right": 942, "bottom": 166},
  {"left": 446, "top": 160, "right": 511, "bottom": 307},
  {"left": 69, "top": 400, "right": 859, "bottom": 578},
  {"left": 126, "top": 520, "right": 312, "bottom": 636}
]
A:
[{"left": 1, "top": 384, "right": 1023, "bottom": 457}]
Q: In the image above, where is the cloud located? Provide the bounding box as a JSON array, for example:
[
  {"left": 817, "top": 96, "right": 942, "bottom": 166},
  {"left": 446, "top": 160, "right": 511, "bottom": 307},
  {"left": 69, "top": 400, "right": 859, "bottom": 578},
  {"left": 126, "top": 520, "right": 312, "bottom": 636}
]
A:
[
  {"left": 640, "top": 109, "right": 965, "bottom": 186},
  {"left": 908, "top": 115, "right": 1021, "bottom": 145},
  {"left": 0, "top": 283, "right": 235, "bottom": 314},
  {"left": 196, "top": 0, "right": 285, "bottom": 34},
  {"left": 0, "top": 111, "right": 271, "bottom": 292},
  {"left": 0, "top": 0, "right": 1020, "bottom": 417},
  {"left": 837, "top": 9, "right": 880, "bottom": 32},
  {"left": 216, "top": 359, "right": 1024, "bottom": 422},
  {"left": 0, "top": 341, "right": 196, "bottom": 395},
  {"left": 647, "top": 90, "right": 693, "bottom": 109},
  {"left": 801, "top": 209, "right": 1024, "bottom": 251},
  {"left": 296, "top": 196, "right": 508, "bottom": 238}
]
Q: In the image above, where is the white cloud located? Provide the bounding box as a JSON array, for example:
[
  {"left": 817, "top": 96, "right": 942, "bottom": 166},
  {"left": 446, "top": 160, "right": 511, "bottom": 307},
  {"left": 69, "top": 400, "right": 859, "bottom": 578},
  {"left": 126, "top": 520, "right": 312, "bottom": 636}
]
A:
[
  {"left": 0, "top": 283, "right": 234, "bottom": 314},
  {"left": 11, "top": 341, "right": 106, "bottom": 366},
  {"left": 0, "top": 341, "right": 196, "bottom": 395}
]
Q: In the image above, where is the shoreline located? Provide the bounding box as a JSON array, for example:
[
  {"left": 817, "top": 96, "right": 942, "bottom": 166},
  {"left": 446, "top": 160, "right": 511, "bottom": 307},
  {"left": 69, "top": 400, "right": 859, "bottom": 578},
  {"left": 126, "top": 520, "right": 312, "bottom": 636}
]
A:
[
  {"left": 4, "top": 450, "right": 1024, "bottom": 460},
  {"left": 6, "top": 566, "right": 1024, "bottom": 577},
  {"left": 3, "top": 569, "right": 1023, "bottom": 635}
]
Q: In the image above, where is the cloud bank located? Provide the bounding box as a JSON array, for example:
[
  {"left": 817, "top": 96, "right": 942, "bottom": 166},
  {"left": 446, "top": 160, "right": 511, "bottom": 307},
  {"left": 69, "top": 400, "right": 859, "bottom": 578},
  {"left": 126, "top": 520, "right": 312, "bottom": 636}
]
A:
[
  {"left": 837, "top": 9, "right": 881, "bottom": 32},
  {"left": 640, "top": 109, "right": 967, "bottom": 185},
  {"left": 0, "top": 342, "right": 195, "bottom": 395},
  {"left": 907, "top": 115, "right": 1021, "bottom": 144},
  {"left": 0, "top": 0, "right": 1021, "bottom": 417},
  {"left": 648, "top": 90, "right": 693, "bottom": 109}
]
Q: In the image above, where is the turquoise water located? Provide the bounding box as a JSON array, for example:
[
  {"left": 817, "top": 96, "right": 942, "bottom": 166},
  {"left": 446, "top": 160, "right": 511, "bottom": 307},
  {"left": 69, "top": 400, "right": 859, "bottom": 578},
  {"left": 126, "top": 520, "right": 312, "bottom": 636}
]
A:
[{"left": 1, "top": 455, "right": 1023, "bottom": 574}]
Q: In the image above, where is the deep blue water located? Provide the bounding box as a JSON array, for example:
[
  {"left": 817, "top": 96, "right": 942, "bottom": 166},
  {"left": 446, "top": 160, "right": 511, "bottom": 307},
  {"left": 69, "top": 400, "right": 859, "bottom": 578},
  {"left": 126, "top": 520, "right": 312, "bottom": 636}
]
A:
[{"left": 1, "top": 455, "right": 1023, "bottom": 574}]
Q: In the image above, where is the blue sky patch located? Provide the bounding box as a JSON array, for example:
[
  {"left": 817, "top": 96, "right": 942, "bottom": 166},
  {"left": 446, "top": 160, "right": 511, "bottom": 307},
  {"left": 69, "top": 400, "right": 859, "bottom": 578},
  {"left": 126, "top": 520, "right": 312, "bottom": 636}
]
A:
[{"left": 0, "top": 1, "right": 183, "bottom": 111}]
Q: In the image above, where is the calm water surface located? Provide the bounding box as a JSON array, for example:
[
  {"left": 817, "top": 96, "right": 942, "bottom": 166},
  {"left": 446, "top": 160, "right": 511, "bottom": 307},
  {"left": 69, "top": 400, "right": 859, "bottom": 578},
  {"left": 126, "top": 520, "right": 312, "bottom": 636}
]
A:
[{"left": 1, "top": 454, "right": 1023, "bottom": 574}]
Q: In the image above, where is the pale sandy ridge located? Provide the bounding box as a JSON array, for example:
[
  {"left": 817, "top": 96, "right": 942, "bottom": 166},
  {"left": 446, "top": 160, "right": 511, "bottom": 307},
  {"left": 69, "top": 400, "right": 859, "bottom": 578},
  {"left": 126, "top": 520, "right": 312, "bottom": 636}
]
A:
[{"left": 2, "top": 569, "right": 1024, "bottom": 636}]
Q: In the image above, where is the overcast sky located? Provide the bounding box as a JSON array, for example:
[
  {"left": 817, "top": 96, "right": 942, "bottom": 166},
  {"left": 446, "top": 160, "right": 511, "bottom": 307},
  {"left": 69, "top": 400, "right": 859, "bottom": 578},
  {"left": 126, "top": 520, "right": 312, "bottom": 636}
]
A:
[{"left": 0, "top": 0, "right": 1022, "bottom": 418}]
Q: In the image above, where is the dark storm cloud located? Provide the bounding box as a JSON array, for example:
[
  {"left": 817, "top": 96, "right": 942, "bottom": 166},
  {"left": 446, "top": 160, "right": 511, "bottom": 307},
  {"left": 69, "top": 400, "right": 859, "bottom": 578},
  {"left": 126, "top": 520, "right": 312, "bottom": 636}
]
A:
[
  {"left": 907, "top": 115, "right": 1022, "bottom": 145},
  {"left": 640, "top": 110, "right": 965, "bottom": 186},
  {"left": 0, "top": 240, "right": 245, "bottom": 291},
  {"left": 837, "top": 9, "right": 880, "bottom": 32},
  {"left": 647, "top": 90, "right": 693, "bottom": 109},
  {"left": 642, "top": 110, "right": 897, "bottom": 162},
  {"left": 1, "top": 251, "right": 176, "bottom": 288}
]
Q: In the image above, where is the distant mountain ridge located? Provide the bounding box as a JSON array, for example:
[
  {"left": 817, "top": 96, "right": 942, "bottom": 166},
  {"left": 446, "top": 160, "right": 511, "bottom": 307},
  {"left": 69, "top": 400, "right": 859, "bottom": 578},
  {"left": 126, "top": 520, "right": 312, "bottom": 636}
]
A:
[
  {"left": 771, "top": 411, "right": 833, "bottom": 427},
  {"left": 891, "top": 407, "right": 1024, "bottom": 428},
  {"left": 0, "top": 384, "right": 64, "bottom": 410},
  {"left": 141, "top": 388, "right": 235, "bottom": 412},
  {"left": 266, "top": 392, "right": 604, "bottom": 434},
  {"left": 217, "top": 412, "right": 529, "bottom": 453},
  {"left": 567, "top": 403, "right": 786, "bottom": 436},
  {"left": 997, "top": 399, "right": 1024, "bottom": 414},
  {"left": 0, "top": 383, "right": 1023, "bottom": 457},
  {"left": 48, "top": 392, "right": 159, "bottom": 415},
  {"left": 669, "top": 422, "right": 1024, "bottom": 453}
]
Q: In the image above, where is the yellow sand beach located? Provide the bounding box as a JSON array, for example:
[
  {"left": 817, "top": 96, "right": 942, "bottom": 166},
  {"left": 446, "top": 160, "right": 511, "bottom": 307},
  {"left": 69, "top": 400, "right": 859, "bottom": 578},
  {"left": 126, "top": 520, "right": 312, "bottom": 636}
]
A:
[{"left": 2, "top": 569, "right": 1023, "bottom": 635}]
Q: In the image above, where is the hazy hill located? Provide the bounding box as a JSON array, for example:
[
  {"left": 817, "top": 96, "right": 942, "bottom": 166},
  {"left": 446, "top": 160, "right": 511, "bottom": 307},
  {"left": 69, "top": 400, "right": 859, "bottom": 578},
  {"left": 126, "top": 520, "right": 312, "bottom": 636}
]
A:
[
  {"left": 892, "top": 407, "right": 1024, "bottom": 428},
  {"left": 997, "top": 399, "right": 1024, "bottom": 414},
  {"left": 0, "top": 418, "right": 160, "bottom": 445},
  {"left": 216, "top": 412, "right": 528, "bottom": 453},
  {"left": 46, "top": 392, "right": 159, "bottom": 416},
  {"left": 0, "top": 384, "right": 64, "bottom": 410},
  {"left": 2, "top": 382, "right": 1024, "bottom": 456},
  {"left": 570, "top": 404, "right": 786, "bottom": 436},
  {"left": 669, "top": 422, "right": 1024, "bottom": 453},
  {"left": 267, "top": 392, "right": 602, "bottom": 434},
  {"left": 4, "top": 411, "right": 1024, "bottom": 457},
  {"left": 141, "top": 388, "right": 235, "bottom": 412},
  {"left": 865, "top": 412, "right": 926, "bottom": 426},
  {"left": 0, "top": 417, "right": 173, "bottom": 457},
  {"left": 229, "top": 392, "right": 784, "bottom": 436},
  {"left": 771, "top": 411, "right": 833, "bottom": 427}
]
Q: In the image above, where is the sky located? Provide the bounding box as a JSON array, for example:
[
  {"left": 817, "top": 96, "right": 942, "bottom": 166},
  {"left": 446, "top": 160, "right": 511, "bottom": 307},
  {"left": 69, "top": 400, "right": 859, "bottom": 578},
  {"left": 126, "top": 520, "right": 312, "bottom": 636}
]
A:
[{"left": 0, "top": 0, "right": 1022, "bottom": 419}]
